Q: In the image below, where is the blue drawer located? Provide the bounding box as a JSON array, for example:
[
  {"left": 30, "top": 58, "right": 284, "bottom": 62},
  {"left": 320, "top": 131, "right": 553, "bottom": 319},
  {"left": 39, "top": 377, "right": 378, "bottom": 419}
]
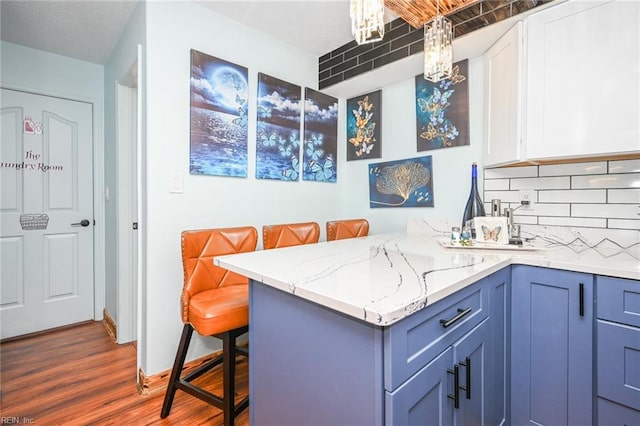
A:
[
  {"left": 597, "top": 276, "right": 640, "bottom": 327},
  {"left": 597, "top": 319, "right": 640, "bottom": 412},
  {"left": 383, "top": 277, "right": 488, "bottom": 391}
]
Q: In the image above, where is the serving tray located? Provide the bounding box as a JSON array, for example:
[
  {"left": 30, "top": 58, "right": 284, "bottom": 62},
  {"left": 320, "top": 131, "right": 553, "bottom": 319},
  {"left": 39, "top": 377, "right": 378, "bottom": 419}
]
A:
[{"left": 438, "top": 239, "right": 543, "bottom": 251}]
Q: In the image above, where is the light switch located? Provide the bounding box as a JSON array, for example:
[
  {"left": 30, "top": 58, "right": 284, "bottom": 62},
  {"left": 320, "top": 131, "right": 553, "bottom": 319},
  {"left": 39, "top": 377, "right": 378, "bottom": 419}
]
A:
[{"left": 169, "top": 173, "right": 184, "bottom": 193}]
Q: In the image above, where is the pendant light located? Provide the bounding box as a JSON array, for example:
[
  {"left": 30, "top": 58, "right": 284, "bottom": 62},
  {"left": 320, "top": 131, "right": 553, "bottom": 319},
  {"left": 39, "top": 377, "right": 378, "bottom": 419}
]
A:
[
  {"left": 350, "top": 0, "right": 385, "bottom": 45},
  {"left": 423, "top": 0, "right": 453, "bottom": 82}
]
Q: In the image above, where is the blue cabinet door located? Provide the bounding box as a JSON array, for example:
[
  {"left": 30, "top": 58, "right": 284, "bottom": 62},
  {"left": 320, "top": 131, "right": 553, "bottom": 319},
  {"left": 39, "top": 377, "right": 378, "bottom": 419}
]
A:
[
  {"left": 511, "top": 265, "right": 593, "bottom": 426},
  {"left": 486, "top": 267, "right": 510, "bottom": 425},
  {"left": 453, "top": 319, "right": 490, "bottom": 426},
  {"left": 386, "top": 347, "right": 455, "bottom": 426}
]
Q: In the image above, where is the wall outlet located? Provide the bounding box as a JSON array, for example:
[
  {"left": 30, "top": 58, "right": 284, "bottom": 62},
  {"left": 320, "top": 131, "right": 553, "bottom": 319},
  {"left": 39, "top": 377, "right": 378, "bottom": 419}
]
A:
[{"left": 519, "top": 189, "right": 536, "bottom": 208}]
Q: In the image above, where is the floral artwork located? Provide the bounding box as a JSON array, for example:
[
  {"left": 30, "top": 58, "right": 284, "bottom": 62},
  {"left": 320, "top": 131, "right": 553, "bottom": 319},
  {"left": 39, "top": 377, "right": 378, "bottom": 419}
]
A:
[
  {"left": 302, "top": 88, "right": 338, "bottom": 182},
  {"left": 369, "top": 156, "right": 434, "bottom": 208},
  {"left": 256, "top": 73, "right": 302, "bottom": 181},
  {"left": 346, "top": 90, "right": 381, "bottom": 161},
  {"left": 189, "top": 49, "right": 248, "bottom": 177},
  {"left": 415, "top": 59, "right": 469, "bottom": 151}
]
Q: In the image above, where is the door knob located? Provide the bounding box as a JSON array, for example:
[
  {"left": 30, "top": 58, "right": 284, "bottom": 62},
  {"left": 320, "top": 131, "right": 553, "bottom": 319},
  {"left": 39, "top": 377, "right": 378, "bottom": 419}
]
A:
[{"left": 71, "top": 219, "right": 91, "bottom": 227}]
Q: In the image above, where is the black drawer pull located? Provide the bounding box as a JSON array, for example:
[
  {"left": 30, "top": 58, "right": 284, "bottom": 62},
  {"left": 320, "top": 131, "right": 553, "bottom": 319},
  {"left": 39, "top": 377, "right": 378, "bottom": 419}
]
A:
[
  {"left": 447, "top": 364, "right": 460, "bottom": 409},
  {"left": 440, "top": 307, "right": 472, "bottom": 328},
  {"left": 579, "top": 283, "right": 584, "bottom": 317}
]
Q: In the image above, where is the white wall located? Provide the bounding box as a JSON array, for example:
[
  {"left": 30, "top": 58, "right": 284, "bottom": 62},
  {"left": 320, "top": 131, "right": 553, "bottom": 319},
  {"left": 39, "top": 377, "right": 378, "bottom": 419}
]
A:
[
  {"left": 337, "top": 58, "right": 485, "bottom": 234},
  {"left": 142, "top": 2, "right": 345, "bottom": 375},
  {"left": 0, "top": 41, "right": 106, "bottom": 320},
  {"left": 103, "top": 0, "right": 146, "bottom": 343}
]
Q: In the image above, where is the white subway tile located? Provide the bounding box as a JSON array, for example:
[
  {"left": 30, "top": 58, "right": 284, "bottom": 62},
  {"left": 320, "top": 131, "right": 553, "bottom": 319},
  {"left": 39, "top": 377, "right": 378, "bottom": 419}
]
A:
[
  {"left": 513, "top": 215, "right": 538, "bottom": 224},
  {"left": 608, "top": 219, "right": 640, "bottom": 230},
  {"left": 572, "top": 204, "right": 640, "bottom": 219},
  {"left": 484, "top": 179, "right": 510, "bottom": 191},
  {"left": 572, "top": 173, "right": 640, "bottom": 189},
  {"left": 609, "top": 159, "right": 640, "bottom": 174},
  {"left": 511, "top": 176, "right": 570, "bottom": 190},
  {"left": 515, "top": 203, "right": 570, "bottom": 216},
  {"left": 483, "top": 190, "right": 520, "bottom": 203},
  {"left": 484, "top": 166, "right": 538, "bottom": 179},
  {"left": 539, "top": 162, "right": 607, "bottom": 177},
  {"left": 608, "top": 189, "right": 640, "bottom": 204},
  {"left": 538, "top": 189, "right": 606, "bottom": 203},
  {"left": 538, "top": 216, "right": 607, "bottom": 228}
]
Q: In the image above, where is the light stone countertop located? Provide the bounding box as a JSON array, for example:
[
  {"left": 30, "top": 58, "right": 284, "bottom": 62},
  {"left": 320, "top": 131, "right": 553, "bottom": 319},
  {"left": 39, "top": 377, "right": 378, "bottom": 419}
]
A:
[{"left": 215, "top": 219, "right": 639, "bottom": 326}]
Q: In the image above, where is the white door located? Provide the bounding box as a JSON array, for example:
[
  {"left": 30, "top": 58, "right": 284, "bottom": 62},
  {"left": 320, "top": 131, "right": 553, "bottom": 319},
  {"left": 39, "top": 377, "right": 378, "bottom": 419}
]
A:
[{"left": 1, "top": 88, "right": 94, "bottom": 339}]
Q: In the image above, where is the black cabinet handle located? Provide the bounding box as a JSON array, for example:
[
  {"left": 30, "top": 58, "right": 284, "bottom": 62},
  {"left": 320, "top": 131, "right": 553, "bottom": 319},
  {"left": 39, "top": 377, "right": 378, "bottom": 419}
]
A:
[
  {"left": 579, "top": 283, "right": 584, "bottom": 317},
  {"left": 440, "top": 308, "right": 472, "bottom": 328},
  {"left": 459, "top": 356, "right": 471, "bottom": 399},
  {"left": 447, "top": 364, "right": 460, "bottom": 409}
]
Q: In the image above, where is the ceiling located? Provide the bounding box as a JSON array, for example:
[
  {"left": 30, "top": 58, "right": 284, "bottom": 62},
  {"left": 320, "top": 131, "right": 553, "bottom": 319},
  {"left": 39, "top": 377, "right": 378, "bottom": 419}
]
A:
[{"left": 0, "top": 0, "right": 396, "bottom": 65}]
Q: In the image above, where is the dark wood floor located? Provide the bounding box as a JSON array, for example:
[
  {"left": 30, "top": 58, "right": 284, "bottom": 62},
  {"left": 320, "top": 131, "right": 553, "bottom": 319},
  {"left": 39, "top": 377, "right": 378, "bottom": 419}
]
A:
[{"left": 0, "top": 321, "right": 249, "bottom": 425}]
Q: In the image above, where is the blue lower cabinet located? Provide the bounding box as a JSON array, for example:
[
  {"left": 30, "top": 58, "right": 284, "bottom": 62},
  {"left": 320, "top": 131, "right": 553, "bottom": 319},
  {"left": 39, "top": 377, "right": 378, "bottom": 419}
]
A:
[
  {"left": 597, "top": 320, "right": 640, "bottom": 413},
  {"left": 598, "top": 397, "right": 640, "bottom": 425},
  {"left": 386, "top": 319, "right": 490, "bottom": 426},
  {"left": 385, "top": 347, "right": 455, "bottom": 425},
  {"left": 511, "top": 265, "right": 593, "bottom": 426}
]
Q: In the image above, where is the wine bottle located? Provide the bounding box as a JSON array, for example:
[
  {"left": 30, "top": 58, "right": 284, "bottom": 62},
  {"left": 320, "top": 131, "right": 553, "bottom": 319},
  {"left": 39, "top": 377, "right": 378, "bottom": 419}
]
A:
[{"left": 462, "top": 162, "right": 486, "bottom": 239}]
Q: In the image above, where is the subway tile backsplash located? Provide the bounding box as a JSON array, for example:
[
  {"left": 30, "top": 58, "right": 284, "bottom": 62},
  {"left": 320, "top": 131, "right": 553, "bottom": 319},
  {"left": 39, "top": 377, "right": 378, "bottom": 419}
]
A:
[{"left": 483, "top": 160, "right": 640, "bottom": 231}]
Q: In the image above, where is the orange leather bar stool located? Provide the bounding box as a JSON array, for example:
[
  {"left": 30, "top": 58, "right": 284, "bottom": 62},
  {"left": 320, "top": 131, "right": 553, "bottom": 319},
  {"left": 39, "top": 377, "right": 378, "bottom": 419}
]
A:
[
  {"left": 262, "top": 221, "right": 320, "bottom": 249},
  {"left": 326, "top": 219, "right": 370, "bottom": 241},
  {"left": 161, "top": 226, "right": 258, "bottom": 426}
]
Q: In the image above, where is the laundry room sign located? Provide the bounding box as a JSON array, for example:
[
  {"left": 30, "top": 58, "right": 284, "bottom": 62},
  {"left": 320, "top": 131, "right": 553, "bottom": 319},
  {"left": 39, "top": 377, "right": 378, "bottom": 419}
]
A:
[{"left": 0, "top": 150, "right": 64, "bottom": 172}]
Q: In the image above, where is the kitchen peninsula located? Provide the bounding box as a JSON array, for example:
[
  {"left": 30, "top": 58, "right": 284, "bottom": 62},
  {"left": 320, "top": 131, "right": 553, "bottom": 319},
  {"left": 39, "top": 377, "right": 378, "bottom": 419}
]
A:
[{"left": 216, "top": 219, "right": 640, "bottom": 425}]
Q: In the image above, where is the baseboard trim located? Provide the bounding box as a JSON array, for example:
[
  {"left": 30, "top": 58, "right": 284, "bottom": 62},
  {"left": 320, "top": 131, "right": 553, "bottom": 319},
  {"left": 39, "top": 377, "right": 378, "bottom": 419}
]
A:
[
  {"left": 102, "top": 308, "right": 117, "bottom": 342},
  {"left": 137, "top": 350, "right": 223, "bottom": 395}
]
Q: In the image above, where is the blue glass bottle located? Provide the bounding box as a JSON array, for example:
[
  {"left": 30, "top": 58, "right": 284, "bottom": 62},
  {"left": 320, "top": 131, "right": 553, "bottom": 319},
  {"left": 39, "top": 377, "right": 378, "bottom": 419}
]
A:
[{"left": 462, "top": 162, "right": 486, "bottom": 239}]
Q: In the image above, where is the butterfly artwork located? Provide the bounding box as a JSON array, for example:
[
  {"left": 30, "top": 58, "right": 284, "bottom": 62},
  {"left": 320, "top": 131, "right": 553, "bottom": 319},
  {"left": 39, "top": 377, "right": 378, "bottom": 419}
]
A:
[
  {"left": 482, "top": 226, "right": 502, "bottom": 242},
  {"left": 475, "top": 217, "right": 509, "bottom": 244},
  {"left": 309, "top": 156, "right": 335, "bottom": 182},
  {"left": 281, "top": 156, "right": 299, "bottom": 181},
  {"left": 415, "top": 59, "right": 470, "bottom": 152},
  {"left": 261, "top": 131, "right": 278, "bottom": 147},
  {"left": 305, "top": 141, "right": 324, "bottom": 161},
  {"left": 346, "top": 90, "right": 381, "bottom": 161},
  {"left": 189, "top": 49, "right": 248, "bottom": 177},
  {"left": 232, "top": 106, "right": 248, "bottom": 128}
]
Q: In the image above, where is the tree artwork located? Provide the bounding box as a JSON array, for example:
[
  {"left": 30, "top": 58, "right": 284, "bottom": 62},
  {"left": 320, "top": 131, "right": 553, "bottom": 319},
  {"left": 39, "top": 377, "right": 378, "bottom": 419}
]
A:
[{"left": 369, "top": 156, "right": 434, "bottom": 208}]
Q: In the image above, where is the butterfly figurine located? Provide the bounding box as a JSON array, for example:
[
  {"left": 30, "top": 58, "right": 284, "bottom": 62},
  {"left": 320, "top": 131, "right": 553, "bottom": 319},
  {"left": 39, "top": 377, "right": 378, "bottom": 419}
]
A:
[
  {"left": 481, "top": 225, "right": 502, "bottom": 242},
  {"left": 232, "top": 107, "right": 248, "bottom": 128},
  {"left": 261, "top": 132, "right": 278, "bottom": 147}
]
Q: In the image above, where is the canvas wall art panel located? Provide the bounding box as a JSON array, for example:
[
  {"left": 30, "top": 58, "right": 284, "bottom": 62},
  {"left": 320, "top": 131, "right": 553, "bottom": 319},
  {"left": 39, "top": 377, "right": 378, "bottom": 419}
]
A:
[
  {"left": 302, "top": 88, "right": 338, "bottom": 182},
  {"left": 369, "top": 156, "right": 434, "bottom": 208},
  {"left": 346, "top": 90, "right": 382, "bottom": 161},
  {"left": 189, "top": 49, "right": 248, "bottom": 177},
  {"left": 255, "top": 73, "right": 302, "bottom": 181},
  {"left": 415, "top": 59, "right": 470, "bottom": 152}
]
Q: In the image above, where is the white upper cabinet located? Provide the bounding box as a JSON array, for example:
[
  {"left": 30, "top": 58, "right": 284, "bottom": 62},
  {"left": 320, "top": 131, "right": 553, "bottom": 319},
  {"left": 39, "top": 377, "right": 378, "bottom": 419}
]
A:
[
  {"left": 526, "top": 0, "right": 640, "bottom": 160},
  {"left": 483, "top": 22, "right": 523, "bottom": 167},
  {"left": 483, "top": 0, "right": 640, "bottom": 166}
]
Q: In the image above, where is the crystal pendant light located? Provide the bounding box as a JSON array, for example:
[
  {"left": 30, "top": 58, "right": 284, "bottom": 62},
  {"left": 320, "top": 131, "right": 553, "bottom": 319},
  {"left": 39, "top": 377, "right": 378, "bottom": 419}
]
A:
[
  {"left": 423, "top": 1, "right": 453, "bottom": 82},
  {"left": 350, "top": 0, "right": 385, "bottom": 45}
]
